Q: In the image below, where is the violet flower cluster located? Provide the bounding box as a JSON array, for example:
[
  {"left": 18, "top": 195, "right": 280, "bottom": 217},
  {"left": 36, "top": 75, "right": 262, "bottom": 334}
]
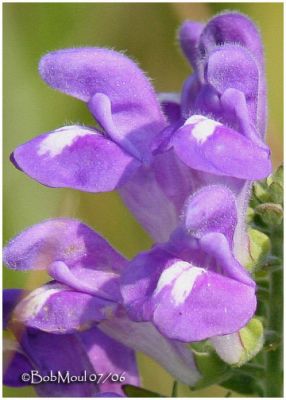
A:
[{"left": 4, "top": 12, "right": 271, "bottom": 397}]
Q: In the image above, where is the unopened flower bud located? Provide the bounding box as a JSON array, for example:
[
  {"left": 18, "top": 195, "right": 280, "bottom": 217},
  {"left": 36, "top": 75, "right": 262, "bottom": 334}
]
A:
[
  {"left": 245, "top": 228, "right": 271, "bottom": 271},
  {"left": 255, "top": 203, "right": 283, "bottom": 226},
  {"left": 210, "top": 318, "right": 263, "bottom": 367}
]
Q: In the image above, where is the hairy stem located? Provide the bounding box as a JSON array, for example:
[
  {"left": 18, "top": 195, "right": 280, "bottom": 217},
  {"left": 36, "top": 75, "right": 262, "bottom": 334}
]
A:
[{"left": 264, "top": 226, "right": 283, "bottom": 397}]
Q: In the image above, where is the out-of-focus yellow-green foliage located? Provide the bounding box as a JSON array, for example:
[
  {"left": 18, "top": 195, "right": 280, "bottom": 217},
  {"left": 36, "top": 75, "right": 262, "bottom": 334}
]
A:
[{"left": 3, "top": 3, "right": 283, "bottom": 397}]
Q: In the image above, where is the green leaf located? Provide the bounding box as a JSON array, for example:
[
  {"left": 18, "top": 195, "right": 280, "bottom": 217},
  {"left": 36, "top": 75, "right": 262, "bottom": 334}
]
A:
[
  {"left": 220, "top": 372, "right": 263, "bottom": 396},
  {"left": 122, "top": 384, "right": 164, "bottom": 398}
]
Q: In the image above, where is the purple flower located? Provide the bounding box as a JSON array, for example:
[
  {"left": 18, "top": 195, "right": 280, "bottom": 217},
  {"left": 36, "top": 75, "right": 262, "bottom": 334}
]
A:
[
  {"left": 155, "top": 51, "right": 270, "bottom": 349},
  {"left": 10, "top": 15, "right": 271, "bottom": 243},
  {"left": 3, "top": 219, "right": 202, "bottom": 386},
  {"left": 179, "top": 12, "right": 266, "bottom": 136},
  {"left": 10, "top": 47, "right": 192, "bottom": 242},
  {"left": 154, "top": 12, "right": 272, "bottom": 265},
  {"left": 4, "top": 13, "right": 272, "bottom": 393},
  {"left": 3, "top": 289, "right": 138, "bottom": 397},
  {"left": 157, "top": 114, "right": 270, "bottom": 180},
  {"left": 3, "top": 222, "right": 139, "bottom": 396},
  {"left": 121, "top": 185, "right": 256, "bottom": 342}
]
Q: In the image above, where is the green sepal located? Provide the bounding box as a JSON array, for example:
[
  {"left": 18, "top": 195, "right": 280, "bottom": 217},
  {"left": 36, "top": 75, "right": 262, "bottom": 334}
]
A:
[
  {"left": 122, "top": 384, "right": 164, "bottom": 397},
  {"left": 255, "top": 203, "right": 283, "bottom": 226},
  {"left": 246, "top": 207, "right": 255, "bottom": 224},
  {"left": 237, "top": 318, "right": 264, "bottom": 366},
  {"left": 245, "top": 228, "right": 271, "bottom": 271},
  {"left": 269, "top": 181, "right": 283, "bottom": 204},
  {"left": 251, "top": 165, "right": 283, "bottom": 208},
  {"left": 189, "top": 342, "right": 231, "bottom": 390},
  {"left": 252, "top": 181, "right": 270, "bottom": 204},
  {"left": 267, "top": 164, "right": 283, "bottom": 187},
  {"left": 267, "top": 165, "right": 283, "bottom": 204}
]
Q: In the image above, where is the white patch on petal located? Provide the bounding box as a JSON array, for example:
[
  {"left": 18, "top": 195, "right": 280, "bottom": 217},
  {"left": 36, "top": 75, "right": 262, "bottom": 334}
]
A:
[
  {"left": 171, "top": 266, "right": 205, "bottom": 305},
  {"left": 184, "top": 115, "right": 206, "bottom": 126},
  {"left": 13, "top": 283, "right": 70, "bottom": 322},
  {"left": 37, "top": 126, "right": 95, "bottom": 157},
  {"left": 154, "top": 261, "right": 190, "bottom": 296},
  {"left": 210, "top": 333, "right": 243, "bottom": 365},
  {"left": 154, "top": 261, "right": 205, "bottom": 306},
  {"left": 184, "top": 115, "right": 222, "bottom": 143}
]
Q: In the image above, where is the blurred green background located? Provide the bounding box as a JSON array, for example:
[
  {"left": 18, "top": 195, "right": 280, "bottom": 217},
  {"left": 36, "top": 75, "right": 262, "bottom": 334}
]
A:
[{"left": 3, "top": 2, "right": 283, "bottom": 397}]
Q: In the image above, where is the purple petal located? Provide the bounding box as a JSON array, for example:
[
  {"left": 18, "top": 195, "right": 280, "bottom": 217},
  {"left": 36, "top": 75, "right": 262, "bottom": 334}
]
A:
[
  {"left": 48, "top": 261, "right": 121, "bottom": 302},
  {"left": 13, "top": 282, "right": 116, "bottom": 333},
  {"left": 120, "top": 247, "right": 171, "bottom": 321},
  {"left": 184, "top": 185, "right": 237, "bottom": 242},
  {"left": 164, "top": 227, "right": 206, "bottom": 268},
  {"left": 3, "top": 289, "right": 26, "bottom": 329},
  {"left": 3, "top": 218, "right": 125, "bottom": 272},
  {"left": 151, "top": 261, "right": 256, "bottom": 342},
  {"left": 172, "top": 115, "right": 271, "bottom": 180},
  {"left": 220, "top": 88, "right": 265, "bottom": 146},
  {"left": 4, "top": 299, "right": 98, "bottom": 395},
  {"left": 165, "top": 185, "right": 239, "bottom": 270},
  {"left": 185, "top": 45, "right": 260, "bottom": 133},
  {"left": 200, "top": 13, "right": 267, "bottom": 137},
  {"left": 121, "top": 246, "right": 256, "bottom": 342},
  {"left": 39, "top": 48, "right": 166, "bottom": 159},
  {"left": 88, "top": 93, "right": 143, "bottom": 161},
  {"left": 120, "top": 145, "right": 194, "bottom": 243},
  {"left": 179, "top": 21, "right": 205, "bottom": 69},
  {"left": 205, "top": 45, "right": 259, "bottom": 121},
  {"left": 152, "top": 150, "right": 193, "bottom": 217},
  {"left": 3, "top": 339, "right": 32, "bottom": 387},
  {"left": 166, "top": 228, "right": 251, "bottom": 282},
  {"left": 18, "top": 329, "right": 96, "bottom": 397},
  {"left": 199, "top": 232, "right": 254, "bottom": 286},
  {"left": 180, "top": 12, "right": 267, "bottom": 137},
  {"left": 80, "top": 326, "right": 139, "bottom": 395},
  {"left": 119, "top": 164, "right": 178, "bottom": 243},
  {"left": 199, "top": 12, "right": 264, "bottom": 70},
  {"left": 180, "top": 74, "right": 202, "bottom": 118},
  {"left": 99, "top": 315, "right": 201, "bottom": 386},
  {"left": 12, "top": 125, "right": 140, "bottom": 192},
  {"left": 199, "top": 12, "right": 266, "bottom": 136},
  {"left": 4, "top": 219, "right": 125, "bottom": 302},
  {"left": 162, "top": 170, "right": 252, "bottom": 268},
  {"left": 158, "top": 92, "right": 182, "bottom": 124}
]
